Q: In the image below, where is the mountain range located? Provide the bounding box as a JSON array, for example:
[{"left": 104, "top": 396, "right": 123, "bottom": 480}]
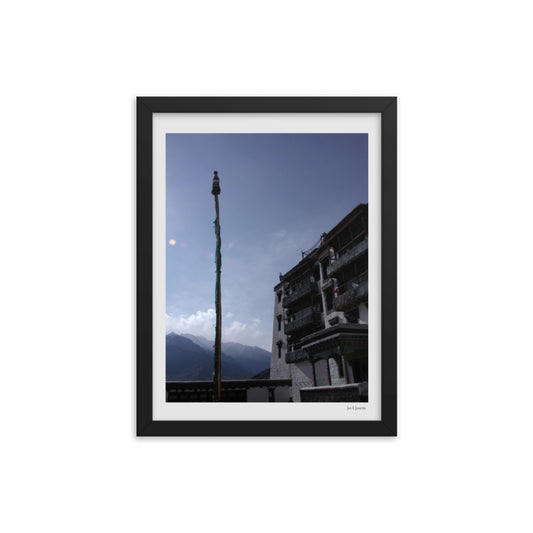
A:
[{"left": 166, "top": 333, "right": 271, "bottom": 381}]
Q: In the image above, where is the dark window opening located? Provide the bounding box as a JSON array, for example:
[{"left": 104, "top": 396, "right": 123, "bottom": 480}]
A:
[
  {"left": 345, "top": 306, "right": 360, "bottom": 324},
  {"left": 325, "top": 290, "right": 333, "bottom": 311},
  {"left": 337, "top": 358, "right": 345, "bottom": 378}
]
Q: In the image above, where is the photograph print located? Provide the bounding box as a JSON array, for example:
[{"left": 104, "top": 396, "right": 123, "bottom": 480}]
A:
[{"left": 165, "top": 133, "right": 369, "bottom": 403}]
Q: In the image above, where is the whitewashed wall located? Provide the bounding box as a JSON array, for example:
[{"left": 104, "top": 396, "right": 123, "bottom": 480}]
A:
[
  {"left": 359, "top": 302, "right": 368, "bottom": 324},
  {"left": 290, "top": 361, "right": 314, "bottom": 401},
  {"left": 246, "top": 386, "right": 269, "bottom": 402},
  {"left": 270, "top": 291, "right": 290, "bottom": 379},
  {"left": 245, "top": 385, "right": 290, "bottom": 402}
]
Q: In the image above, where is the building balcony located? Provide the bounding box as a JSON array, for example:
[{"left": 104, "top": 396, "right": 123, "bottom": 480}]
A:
[
  {"left": 285, "top": 312, "right": 322, "bottom": 335},
  {"left": 282, "top": 279, "right": 316, "bottom": 308},
  {"left": 326, "top": 239, "right": 368, "bottom": 277},
  {"left": 285, "top": 348, "right": 309, "bottom": 364},
  {"left": 333, "top": 280, "right": 368, "bottom": 312}
]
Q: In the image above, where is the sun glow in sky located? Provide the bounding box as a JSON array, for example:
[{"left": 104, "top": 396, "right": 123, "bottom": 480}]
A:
[{"left": 166, "top": 133, "right": 368, "bottom": 350}]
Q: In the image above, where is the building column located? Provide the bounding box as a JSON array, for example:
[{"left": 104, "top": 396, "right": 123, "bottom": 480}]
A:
[
  {"left": 342, "top": 357, "right": 349, "bottom": 384},
  {"left": 318, "top": 261, "right": 330, "bottom": 328}
]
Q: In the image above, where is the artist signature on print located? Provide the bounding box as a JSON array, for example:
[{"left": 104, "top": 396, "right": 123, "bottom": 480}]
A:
[{"left": 346, "top": 404, "right": 366, "bottom": 411}]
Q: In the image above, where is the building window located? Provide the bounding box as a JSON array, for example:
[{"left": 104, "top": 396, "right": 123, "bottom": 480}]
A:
[
  {"left": 277, "top": 314, "right": 282, "bottom": 331},
  {"left": 276, "top": 340, "right": 282, "bottom": 358},
  {"left": 277, "top": 291, "right": 282, "bottom": 303}
]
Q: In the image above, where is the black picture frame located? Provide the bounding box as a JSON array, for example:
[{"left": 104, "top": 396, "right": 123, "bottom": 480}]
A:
[{"left": 137, "top": 97, "right": 397, "bottom": 436}]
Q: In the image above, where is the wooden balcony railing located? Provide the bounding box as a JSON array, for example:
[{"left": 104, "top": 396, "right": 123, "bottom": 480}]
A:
[
  {"left": 283, "top": 279, "right": 316, "bottom": 308},
  {"left": 326, "top": 239, "right": 368, "bottom": 277},
  {"left": 285, "top": 348, "right": 309, "bottom": 363},
  {"left": 285, "top": 312, "right": 322, "bottom": 335},
  {"left": 333, "top": 279, "right": 368, "bottom": 312}
]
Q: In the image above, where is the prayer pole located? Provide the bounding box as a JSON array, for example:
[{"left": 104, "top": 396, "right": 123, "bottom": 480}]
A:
[{"left": 211, "top": 171, "right": 222, "bottom": 401}]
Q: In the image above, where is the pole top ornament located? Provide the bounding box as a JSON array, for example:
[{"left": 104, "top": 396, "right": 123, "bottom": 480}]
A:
[{"left": 211, "top": 170, "right": 221, "bottom": 195}]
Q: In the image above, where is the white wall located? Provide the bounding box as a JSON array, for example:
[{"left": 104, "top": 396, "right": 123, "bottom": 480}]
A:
[
  {"left": 246, "top": 385, "right": 292, "bottom": 402},
  {"left": 359, "top": 302, "right": 368, "bottom": 323},
  {"left": 314, "top": 358, "right": 330, "bottom": 386},
  {"left": 291, "top": 360, "right": 315, "bottom": 401},
  {"left": 270, "top": 291, "right": 290, "bottom": 379},
  {"left": 273, "top": 385, "right": 291, "bottom": 403},
  {"left": 246, "top": 386, "right": 270, "bottom": 402},
  {"left": 2, "top": 2, "right": 532, "bottom": 533}
]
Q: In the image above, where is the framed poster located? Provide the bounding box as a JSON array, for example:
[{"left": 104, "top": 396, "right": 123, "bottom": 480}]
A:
[{"left": 137, "top": 97, "right": 396, "bottom": 436}]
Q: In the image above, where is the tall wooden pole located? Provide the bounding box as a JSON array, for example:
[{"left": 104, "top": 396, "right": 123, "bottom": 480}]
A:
[{"left": 212, "top": 171, "right": 222, "bottom": 401}]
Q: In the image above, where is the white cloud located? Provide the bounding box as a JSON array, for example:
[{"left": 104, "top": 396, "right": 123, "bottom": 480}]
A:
[
  {"left": 166, "top": 309, "right": 216, "bottom": 337},
  {"left": 226, "top": 320, "right": 247, "bottom": 334},
  {"left": 167, "top": 309, "right": 271, "bottom": 350}
]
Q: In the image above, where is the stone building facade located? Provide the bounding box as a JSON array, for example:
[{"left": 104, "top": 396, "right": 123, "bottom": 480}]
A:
[{"left": 270, "top": 204, "right": 369, "bottom": 402}]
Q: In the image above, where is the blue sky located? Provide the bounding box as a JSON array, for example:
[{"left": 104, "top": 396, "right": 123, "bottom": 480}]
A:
[{"left": 166, "top": 133, "right": 368, "bottom": 350}]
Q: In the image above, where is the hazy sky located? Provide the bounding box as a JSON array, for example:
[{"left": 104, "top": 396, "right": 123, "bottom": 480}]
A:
[{"left": 166, "top": 133, "right": 368, "bottom": 350}]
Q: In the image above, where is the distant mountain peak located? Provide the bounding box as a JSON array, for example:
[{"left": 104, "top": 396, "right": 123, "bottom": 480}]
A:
[
  {"left": 166, "top": 332, "right": 271, "bottom": 381},
  {"left": 181, "top": 333, "right": 214, "bottom": 350}
]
